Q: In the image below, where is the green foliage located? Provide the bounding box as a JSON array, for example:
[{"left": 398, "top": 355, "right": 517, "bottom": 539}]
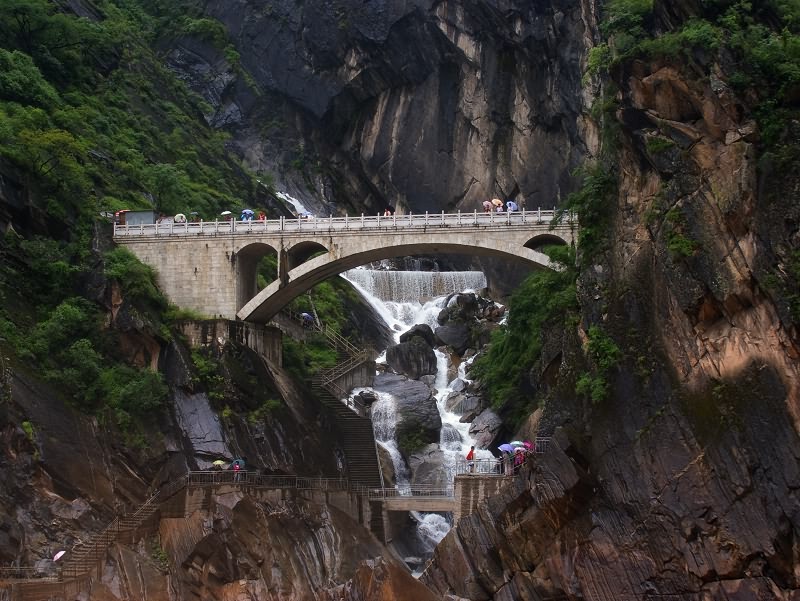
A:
[
  {"left": 664, "top": 207, "right": 697, "bottom": 259},
  {"left": 556, "top": 164, "right": 617, "bottom": 260},
  {"left": 247, "top": 398, "right": 282, "bottom": 424},
  {"left": 104, "top": 247, "right": 169, "bottom": 313},
  {"left": 471, "top": 245, "right": 578, "bottom": 414},
  {"left": 575, "top": 325, "right": 623, "bottom": 404},
  {"left": 397, "top": 428, "right": 428, "bottom": 456},
  {"left": 282, "top": 337, "right": 337, "bottom": 383},
  {"left": 0, "top": 48, "right": 60, "bottom": 106},
  {"left": 191, "top": 349, "right": 225, "bottom": 401},
  {"left": 645, "top": 136, "right": 676, "bottom": 154},
  {"left": 21, "top": 420, "right": 35, "bottom": 441}
]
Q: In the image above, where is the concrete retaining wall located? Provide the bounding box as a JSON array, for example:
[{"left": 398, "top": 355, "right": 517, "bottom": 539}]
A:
[{"left": 177, "top": 320, "right": 282, "bottom": 366}]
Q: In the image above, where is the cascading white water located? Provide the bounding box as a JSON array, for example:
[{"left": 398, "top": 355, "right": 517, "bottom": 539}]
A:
[
  {"left": 343, "top": 268, "right": 495, "bottom": 551},
  {"left": 367, "top": 388, "right": 411, "bottom": 491},
  {"left": 344, "top": 269, "right": 487, "bottom": 303}
]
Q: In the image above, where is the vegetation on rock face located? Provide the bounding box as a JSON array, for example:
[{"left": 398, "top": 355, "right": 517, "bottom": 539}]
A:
[{"left": 472, "top": 245, "right": 578, "bottom": 423}]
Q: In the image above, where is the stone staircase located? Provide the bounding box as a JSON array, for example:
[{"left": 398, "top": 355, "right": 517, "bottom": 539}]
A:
[{"left": 308, "top": 322, "right": 384, "bottom": 489}]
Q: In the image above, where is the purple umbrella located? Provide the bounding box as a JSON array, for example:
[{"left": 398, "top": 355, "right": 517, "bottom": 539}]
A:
[{"left": 498, "top": 443, "right": 515, "bottom": 453}]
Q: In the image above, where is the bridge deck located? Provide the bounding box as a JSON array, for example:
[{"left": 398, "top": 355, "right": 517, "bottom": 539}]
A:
[{"left": 113, "top": 209, "right": 569, "bottom": 239}]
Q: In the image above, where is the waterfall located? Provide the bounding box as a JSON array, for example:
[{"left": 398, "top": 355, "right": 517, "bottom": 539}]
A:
[
  {"left": 342, "top": 268, "right": 494, "bottom": 554},
  {"left": 343, "top": 269, "right": 487, "bottom": 303}
]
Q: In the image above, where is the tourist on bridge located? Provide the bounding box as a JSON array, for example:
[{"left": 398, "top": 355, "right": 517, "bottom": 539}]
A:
[
  {"left": 466, "top": 445, "right": 475, "bottom": 473},
  {"left": 301, "top": 312, "right": 314, "bottom": 328},
  {"left": 506, "top": 199, "right": 518, "bottom": 212},
  {"left": 257, "top": 210, "right": 266, "bottom": 220},
  {"left": 482, "top": 200, "right": 492, "bottom": 213}
]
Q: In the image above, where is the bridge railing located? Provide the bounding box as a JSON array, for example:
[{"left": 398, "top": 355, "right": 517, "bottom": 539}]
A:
[
  {"left": 186, "top": 471, "right": 351, "bottom": 491},
  {"left": 367, "top": 485, "right": 455, "bottom": 499},
  {"left": 112, "top": 209, "right": 570, "bottom": 238}
]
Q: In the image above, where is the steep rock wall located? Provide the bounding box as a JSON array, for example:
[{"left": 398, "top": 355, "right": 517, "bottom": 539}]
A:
[{"left": 168, "top": 0, "right": 599, "bottom": 217}]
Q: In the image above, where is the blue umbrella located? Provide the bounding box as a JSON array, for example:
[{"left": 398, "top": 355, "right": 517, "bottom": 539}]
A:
[{"left": 498, "top": 443, "right": 515, "bottom": 453}]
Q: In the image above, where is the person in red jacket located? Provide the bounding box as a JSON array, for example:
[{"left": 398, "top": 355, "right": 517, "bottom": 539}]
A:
[{"left": 466, "top": 446, "right": 475, "bottom": 473}]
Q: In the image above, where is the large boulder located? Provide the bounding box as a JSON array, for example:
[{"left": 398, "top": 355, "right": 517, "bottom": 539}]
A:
[
  {"left": 467, "top": 409, "right": 503, "bottom": 449},
  {"left": 435, "top": 323, "right": 472, "bottom": 355},
  {"left": 386, "top": 337, "right": 437, "bottom": 379},
  {"left": 408, "top": 446, "right": 450, "bottom": 488},
  {"left": 373, "top": 374, "right": 441, "bottom": 457},
  {"left": 399, "top": 324, "right": 436, "bottom": 347}
]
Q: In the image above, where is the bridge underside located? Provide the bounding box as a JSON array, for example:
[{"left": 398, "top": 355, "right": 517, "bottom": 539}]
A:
[{"left": 238, "top": 241, "right": 554, "bottom": 323}]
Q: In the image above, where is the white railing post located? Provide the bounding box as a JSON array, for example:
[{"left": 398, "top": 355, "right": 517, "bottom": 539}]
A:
[
  {"left": 425, "top": 211, "right": 429, "bottom": 226},
  {"left": 473, "top": 209, "right": 477, "bottom": 225},
  {"left": 280, "top": 216, "right": 284, "bottom": 231},
  {"left": 538, "top": 207, "right": 542, "bottom": 223},
  {"left": 361, "top": 213, "right": 365, "bottom": 228},
  {"left": 441, "top": 210, "right": 444, "bottom": 225},
  {"left": 329, "top": 214, "right": 332, "bottom": 229},
  {"left": 522, "top": 207, "right": 525, "bottom": 224},
  {"left": 345, "top": 214, "right": 348, "bottom": 230},
  {"left": 458, "top": 210, "right": 461, "bottom": 225},
  {"left": 393, "top": 211, "right": 396, "bottom": 226},
  {"left": 490, "top": 209, "right": 494, "bottom": 223},
  {"left": 377, "top": 212, "right": 381, "bottom": 226}
]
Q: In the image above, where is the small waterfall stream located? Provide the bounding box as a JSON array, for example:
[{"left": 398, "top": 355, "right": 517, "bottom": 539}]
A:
[{"left": 343, "top": 267, "right": 494, "bottom": 554}]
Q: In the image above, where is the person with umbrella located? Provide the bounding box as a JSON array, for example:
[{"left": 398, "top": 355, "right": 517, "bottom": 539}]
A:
[
  {"left": 220, "top": 210, "right": 233, "bottom": 221},
  {"left": 506, "top": 199, "right": 518, "bottom": 212},
  {"left": 241, "top": 209, "right": 255, "bottom": 221}
]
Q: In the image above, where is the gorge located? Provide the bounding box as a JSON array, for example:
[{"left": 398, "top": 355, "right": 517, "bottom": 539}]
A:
[{"left": 1, "top": 0, "right": 799, "bottom": 600}]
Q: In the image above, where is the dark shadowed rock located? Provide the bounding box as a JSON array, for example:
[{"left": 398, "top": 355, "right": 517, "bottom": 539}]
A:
[
  {"left": 467, "top": 409, "right": 503, "bottom": 449},
  {"left": 399, "top": 324, "right": 436, "bottom": 346},
  {"left": 435, "top": 323, "right": 472, "bottom": 355},
  {"left": 386, "top": 337, "right": 438, "bottom": 379}
]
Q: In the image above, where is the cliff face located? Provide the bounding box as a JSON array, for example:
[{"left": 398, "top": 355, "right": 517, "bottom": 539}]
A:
[
  {"left": 166, "top": 0, "right": 598, "bottom": 216},
  {"left": 421, "top": 6, "right": 800, "bottom": 601}
]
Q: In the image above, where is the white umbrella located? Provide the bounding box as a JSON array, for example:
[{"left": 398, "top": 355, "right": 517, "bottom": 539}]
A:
[
  {"left": 53, "top": 551, "right": 66, "bottom": 561},
  {"left": 220, "top": 210, "right": 232, "bottom": 216},
  {"left": 174, "top": 213, "right": 186, "bottom": 223}
]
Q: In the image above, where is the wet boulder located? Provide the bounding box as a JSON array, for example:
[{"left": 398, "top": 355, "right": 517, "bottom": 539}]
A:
[
  {"left": 386, "top": 336, "right": 437, "bottom": 379},
  {"left": 373, "top": 374, "right": 442, "bottom": 456},
  {"left": 468, "top": 409, "right": 503, "bottom": 449},
  {"left": 435, "top": 323, "right": 472, "bottom": 355},
  {"left": 399, "top": 324, "right": 436, "bottom": 347}
]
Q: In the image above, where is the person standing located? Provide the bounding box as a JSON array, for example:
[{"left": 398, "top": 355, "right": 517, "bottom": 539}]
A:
[
  {"left": 506, "top": 199, "right": 518, "bottom": 212},
  {"left": 466, "top": 446, "right": 475, "bottom": 473}
]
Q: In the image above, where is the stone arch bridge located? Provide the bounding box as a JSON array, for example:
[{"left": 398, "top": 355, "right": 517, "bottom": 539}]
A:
[{"left": 113, "top": 211, "right": 575, "bottom": 322}]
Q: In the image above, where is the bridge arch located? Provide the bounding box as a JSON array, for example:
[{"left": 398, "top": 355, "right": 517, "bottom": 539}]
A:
[
  {"left": 525, "top": 233, "right": 569, "bottom": 251},
  {"left": 237, "top": 238, "right": 558, "bottom": 323},
  {"left": 286, "top": 240, "right": 328, "bottom": 270},
  {"left": 235, "top": 242, "right": 279, "bottom": 311}
]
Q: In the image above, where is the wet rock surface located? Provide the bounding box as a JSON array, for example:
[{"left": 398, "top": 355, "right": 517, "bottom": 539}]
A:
[{"left": 386, "top": 335, "right": 438, "bottom": 379}]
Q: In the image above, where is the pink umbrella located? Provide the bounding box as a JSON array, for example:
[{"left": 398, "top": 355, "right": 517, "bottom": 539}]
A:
[{"left": 522, "top": 441, "right": 533, "bottom": 449}]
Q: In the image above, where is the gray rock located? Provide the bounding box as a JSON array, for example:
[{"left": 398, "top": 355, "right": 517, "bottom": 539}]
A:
[
  {"left": 400, "top": 324, "right": 436, "bottom": 347},
  {"left": 435, "top": 323, "right": 472, "bottom": 355},
  {"left": 374, "top": 374, "right": 441, "bottom": 455},
  {"left": 467, "top": 409, "right": 503, "bottom": 449},
  {"left": 386, "top": 337, "right": 438, "bottom": 379}
]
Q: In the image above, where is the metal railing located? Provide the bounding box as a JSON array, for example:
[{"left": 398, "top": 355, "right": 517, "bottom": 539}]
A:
[
  {"left": 112, "top": 209, "right": 571, "bottom": 238},
  {"left": 185, "top": 471, "right": 351, "bottom": 491},
  {"left": 367, "top": 485, "right": 455, "bottom": 499}
]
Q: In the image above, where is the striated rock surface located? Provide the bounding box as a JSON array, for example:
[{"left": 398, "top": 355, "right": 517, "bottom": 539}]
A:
[{"left": 386, "top": 335, "right": 438, "bottom": 379}]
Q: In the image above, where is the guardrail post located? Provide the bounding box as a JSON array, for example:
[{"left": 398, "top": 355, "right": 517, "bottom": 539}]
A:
[
  {"left": 458, "top": 210, "right": 461, "bottom": 225},
  {"left": 345, "top": 214, "right": 348, "bottom": 229},
  {"left": 538, "top": 207, "right": 542, "bottom": 223},
  {"left": 441, "top": 210, "right": 444, "bottom": 225},
  {"left": 473, "top": 209, "right": 477, "bottom": 225},
  {"left": 280, "top": 216, "right": 284, "bottom": 231},
  {"left": 361, "top": 213, "right": 365, "bottom": 227},
  {"left": 521, "top": 207, "right": 526, "bottom": 224},
  {"left": 425, "top": 211, "right": 429, "bottom": 226},
  {"left": 377, "top": 212, "right": 380, "bottom": 226}
]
